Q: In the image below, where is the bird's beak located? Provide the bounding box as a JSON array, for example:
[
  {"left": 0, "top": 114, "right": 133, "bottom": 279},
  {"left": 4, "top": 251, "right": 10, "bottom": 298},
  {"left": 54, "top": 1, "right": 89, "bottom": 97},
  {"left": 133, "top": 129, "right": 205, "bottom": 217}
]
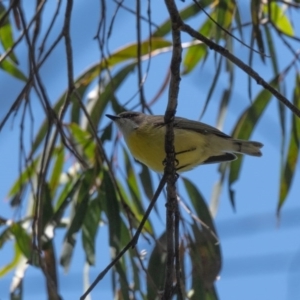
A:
[{"left": 106, "top": 114, "right": 119, "bottom": 121}]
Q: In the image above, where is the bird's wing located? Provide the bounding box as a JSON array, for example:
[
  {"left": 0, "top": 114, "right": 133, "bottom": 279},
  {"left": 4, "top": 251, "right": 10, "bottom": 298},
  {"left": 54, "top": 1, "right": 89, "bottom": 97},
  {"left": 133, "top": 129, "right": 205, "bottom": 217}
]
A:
[
  {"left": 173, "top": 116, "right": 231, "bottom": 139},
  {"left": 152, "top": 115, "right": 231, "bottom": 139}
]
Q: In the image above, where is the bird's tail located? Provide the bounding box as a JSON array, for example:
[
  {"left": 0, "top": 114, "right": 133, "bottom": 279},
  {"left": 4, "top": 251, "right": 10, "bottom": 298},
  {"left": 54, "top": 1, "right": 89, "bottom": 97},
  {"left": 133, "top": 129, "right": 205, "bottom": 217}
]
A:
[{"left": 231, "top": 139, "right": 263, "bottom": 157}]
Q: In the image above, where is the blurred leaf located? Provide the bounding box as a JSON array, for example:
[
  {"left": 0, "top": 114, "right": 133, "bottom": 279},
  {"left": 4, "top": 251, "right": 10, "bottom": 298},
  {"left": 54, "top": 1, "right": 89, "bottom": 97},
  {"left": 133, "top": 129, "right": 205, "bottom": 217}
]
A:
[
  {"left": 189, "top": 224, "right": 221, "bottom": 300},
  {"left": 215, "top": 0, "right": 235, "bottom": 42},
  {"left": 0, "top": 243, "right": 22, "bottom": 277},
  {"left": 123, "top": 147, "right": 144, "bottom": 214},
  {"left": 115, "top": 260, "right": 130, "bottom": 300},
  {"left": 102, "top": 38, "right": 171, "bottom": 68},
  {"left": 111, "top": 95, "right": 127, "bottom": 115},
  {"left": 266, "top": 2, "right": 294, "bottom": 36},
  {"left": 82, "top": 197, "right": 101, "bottom": 265},
  {"left": 277, "top": 75, "right": 300, "bottom": 214},
  {"left": 0, "top": 57, "right": 27, "bottom": 81},
  {"left": 183, "top": 43, "right": 207, "bottom": 75},
  {"left": 53, "top": 175, "right": 83, "bottom": 223},
  {"left": 70, "top": 93, "right": 81, "bottom": 124},
  {"left": 199, "top": 55, "right": 223, "bottom": 119},
  {"left": 147, "top": 231, "right": 167, "bottom": 300},
  {"left": 0, "top": 3, "right": 18, "bottom": 63},
  {"left": 264, "top": 26, "right": 279, "bottom": 76},
  {"left": 0, "top": 227, "right": 11, "bottom": 249},
  {"left": 116, "top": 149, "right": 153, "bottom": 234},
  {"left": 139, "top": 164, "right": 154, "bottom": 201},
  {"left": 264, "top": 25, "right": 286, "bottom": 142},
  {"left": 2, "top": 246, "right": 28, "bottom": 300},
  {"left": 251, "top": 0, "right": 265, "bottom": 62},
  {"left": 41, "top": 183, "right": 54, "bottom": 230},
  {"left": 228, "top": 77, "right": 278, "bottom": 207},
  {"left": 76, "top": 38, "right": 172, "bottom": 88},
  {"left": 102, "top": 170, "right": 121, "bottom": 250},
  {"left": 10, "top": 223, "right": 31, "bottom": 260},
  {"left": 234, "top": 3, "right": 244, "bottom": 40},
  {"left": 215, "top": 45, "right": 234, "bottom": 129},
  {"left": 60, "top": 169, "right": 93, "bottom": 269},
  {"left": 49, "top": 146, "right": 65, "bottom": 193},
  {"left": 100, "top": 122, "right": 113, "bottom": 143},
  {"left": 216, "top": 89, "right": 231, "bottom": 130},
  {"left": 8, "top": 158, "right": 39, "bottom": 198},
  {"left": 68, "top": 122, "right": 95, "bottom": 162},
  {"left": 130, "top": 254, "right": 141, "bottom": 292},
  {"left": 182, "top": 177, "right": 216, "bottom": 233}
]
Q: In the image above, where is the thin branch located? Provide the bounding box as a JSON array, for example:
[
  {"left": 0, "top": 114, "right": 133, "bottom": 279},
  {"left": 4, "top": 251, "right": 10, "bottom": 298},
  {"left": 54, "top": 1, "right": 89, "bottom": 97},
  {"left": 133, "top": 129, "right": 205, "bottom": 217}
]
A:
[
  {"left": 180, "top": 23, "right": 300, "bottom": 118},
  {"left": 163, "top": 0, "right": 182, "bottom": 299},
  {"left": 39, "top": 0, "right": 62, "bottom": 57},
  {"left": 80, "top": 175, "right": 167, "bottom": 300},
  {"left": 174, "top": 203, "right": 183, "bottom": 299},
  {"left": 193, "top": 0, "right": 271, "bottom": 57},
  {"left": 136, "top": 0, "right": 147, "bottom": 111}
]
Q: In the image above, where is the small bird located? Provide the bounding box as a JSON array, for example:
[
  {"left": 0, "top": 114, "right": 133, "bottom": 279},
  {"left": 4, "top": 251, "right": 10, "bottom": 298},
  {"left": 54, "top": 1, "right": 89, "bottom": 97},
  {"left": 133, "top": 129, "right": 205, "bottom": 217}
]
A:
[{"left": 106, "top": 111, "right": 263, "bottom": 173}]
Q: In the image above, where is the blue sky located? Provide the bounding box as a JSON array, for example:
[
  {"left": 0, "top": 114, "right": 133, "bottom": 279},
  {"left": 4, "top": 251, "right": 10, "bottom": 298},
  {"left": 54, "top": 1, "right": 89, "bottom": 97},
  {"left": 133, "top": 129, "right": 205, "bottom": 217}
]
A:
[{"left": 1, "top": 1, "right": 300, "bottom": 299}]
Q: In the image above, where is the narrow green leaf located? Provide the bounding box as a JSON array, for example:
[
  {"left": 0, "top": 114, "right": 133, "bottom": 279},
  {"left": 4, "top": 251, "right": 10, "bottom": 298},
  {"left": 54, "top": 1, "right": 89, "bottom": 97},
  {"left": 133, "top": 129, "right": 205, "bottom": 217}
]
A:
[
  {"left": 0, "top": 227, "right": 11, "bottom": 249},
  {"left": 182, "top": 177, "right": 216, "bottom": 233},
  {"left": 68, "top": 123, "right": 95, "bottom": 162},
  {"left": 123, "top": 147, "right": 144, "bottom": 214},
  {"left": 228, "top": 77, "right": 278, "bottom": 206},
  {"left": 251, "top": 0, "right": 265, "bottom": 61},
  {"left": 264, "top": 26, "right": 279, "bottom": 76},
  {"left": 60, "top": 170, "right": 93, "bottom": 269},
  {"left": 130, "top": 255, "right": 141, "bottom": 292},
  {"left": 0, "top": 58, "right": 27, "bottom": 81},
  {"left": 266, "top": 2, "right": 294, "bottom": 36},
  {"left": 139, "top": 164, "right": 154, "bottom": 201},
  {"left": 117, "top": 179, "right": 153, "bottom": 234},
  {"left": 182, "top": 43, "right": 207, "bottom": 75},
  {"left": 8, "top": 158, "right": 39, "bottom": 198},
  {"left": 53, "top": 174, "right": 82, "bottom": 221},
  {"left": 102, "top": 38, "right": 171, "bottom": 68},
  {"left": 82, "top": 197, "right": 101, "bottom": 265},
  {"left": 199, "top": 55, "right": 223, "bottom": 119},
  {"left": 100, "top": 122, "right": 113, "bottom": 143},
  {"left": 102, "top": 170, "right": 121, "bottom": 250},
  {"left": 189, "top": 224, "right": 221, "bottom": 300},
  {"left": 234, "top": 2, "right": 244, "bottom": 40},
  {"left": 41, "top": 183, "right": 54, "bottom": 230},
  {"left": 277, "top": 75, "right": 300, "bottom": 214},
  {"left": 147, "top": 232, "right": 167, "bottom": 300},
  {"left": 0, "top": 3, "right": 18, "bottom": 63},
  {"left": 49, "top": 146, "right": 65, "bottom": 193},
  {"left": 115, "top": 260, "right": 131, "bottom": 300},
  {"left": 264, "top": 26, "right": 286, "bottom": 143},
  {"left": 10, "top": 223, "right": 31, "bottom": 260},
  {"left": 0, "top": 243, "right": 22, "bottom": 277},
  {"left": 215, "top": 0, "right": 235, "bottom": 42},
  {"left": 70, "top": 93, "right": 81, "bottom": 123}
]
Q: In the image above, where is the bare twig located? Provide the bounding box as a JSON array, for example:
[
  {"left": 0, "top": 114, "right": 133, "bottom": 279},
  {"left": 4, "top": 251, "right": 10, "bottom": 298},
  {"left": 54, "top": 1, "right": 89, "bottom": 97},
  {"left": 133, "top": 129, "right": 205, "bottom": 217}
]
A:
[
  {"left": 80, "top": 175, "right": 167, "bottom": 300},
  {"left": 136, "top": 0, "right": 147, "bottom": 111},
  {"left": 163, "top": 0, "right": 182, "bottom": 298},
  {"left": 180, "top": 23, "right": 300, "bottom": 118}
]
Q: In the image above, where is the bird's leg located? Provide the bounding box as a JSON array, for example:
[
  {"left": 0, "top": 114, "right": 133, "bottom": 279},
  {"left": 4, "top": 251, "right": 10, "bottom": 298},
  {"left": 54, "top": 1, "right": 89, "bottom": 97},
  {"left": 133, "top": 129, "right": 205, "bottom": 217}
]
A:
[{"left": 174, "top": 147, "right": 196, "bottom": 171}]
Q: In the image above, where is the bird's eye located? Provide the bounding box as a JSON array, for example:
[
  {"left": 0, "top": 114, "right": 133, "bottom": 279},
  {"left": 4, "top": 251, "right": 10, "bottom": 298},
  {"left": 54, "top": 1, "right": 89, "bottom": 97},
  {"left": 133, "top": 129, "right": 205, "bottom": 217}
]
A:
[{"left": 123, "top": 112, "right": 137, "bottom": 118}]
